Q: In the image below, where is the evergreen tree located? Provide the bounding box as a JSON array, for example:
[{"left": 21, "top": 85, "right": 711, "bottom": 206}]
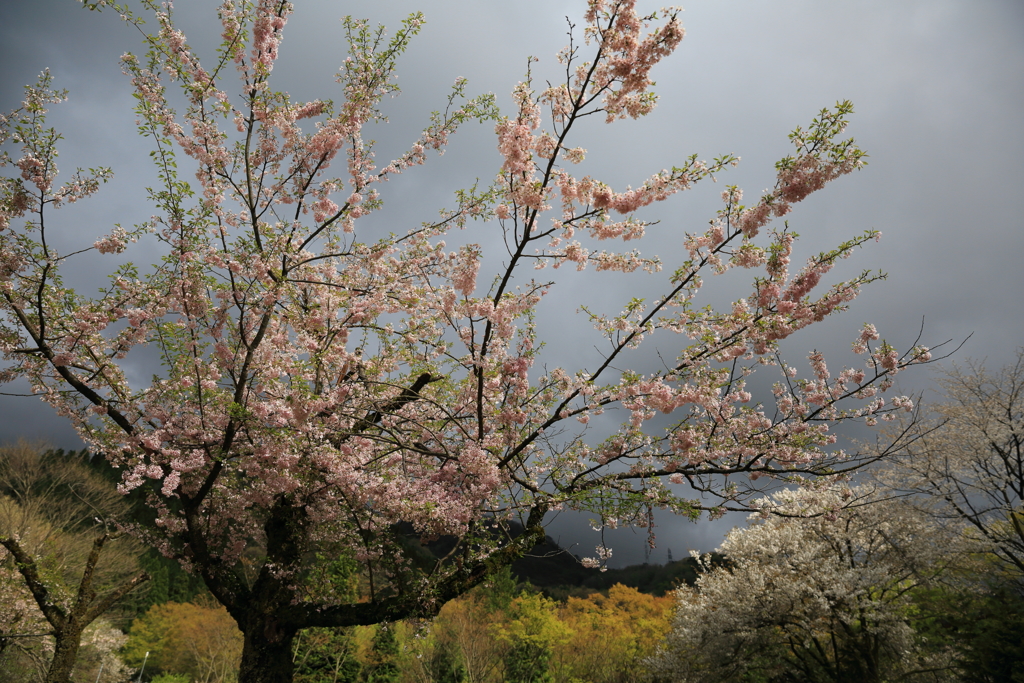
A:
[
  {"left": 504, "top": 641, "right": 553, "bottom": 683},
  {"left": 293, "top": 627, "right": 361, "bottom": 683},
  {"left": 429, "top": 641, "right": 466, "bottom": 683},
  {"left": 363, "top": 625, "right": 399, "bottom": 683},
  {"left": 484, "top": 566, "right": 518, "bottom": 613}
]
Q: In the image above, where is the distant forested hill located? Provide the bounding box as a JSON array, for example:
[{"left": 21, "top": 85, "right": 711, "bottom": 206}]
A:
[{"left": 407, "top": 520, "right": 724, "bottom": 598}]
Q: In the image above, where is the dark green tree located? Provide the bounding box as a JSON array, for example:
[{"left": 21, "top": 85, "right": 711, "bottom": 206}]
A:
[
  {"left": 504, "top": 641, "right": 552, "bottom": 683},
  {"left": 293, "top": 627, "right": 361, "bottom": 683},
  {"left": 362, "top": 625, "right": 400, "bottom": 683},
  {"left": 912, "top": 580, "right": 1024, "bottom": 683},
  {"left": 484, "top": 565, "right": 517, "bottom": 613},
  {"left": 429, "top": 639, "right": 466, "bottom": 683}
]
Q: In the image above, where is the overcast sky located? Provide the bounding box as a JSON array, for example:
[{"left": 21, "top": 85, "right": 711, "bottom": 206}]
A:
[{"left": 2, "top": 0, "right": 1022, "bottom": 566}]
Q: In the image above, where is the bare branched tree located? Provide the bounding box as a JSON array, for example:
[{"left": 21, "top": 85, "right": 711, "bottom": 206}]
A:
[
  {"left": 879, "top": 349, "right": 1024, "bottom": 581},
  {"left": 0, "top": 442, "right": 148, "bottom": 683}
]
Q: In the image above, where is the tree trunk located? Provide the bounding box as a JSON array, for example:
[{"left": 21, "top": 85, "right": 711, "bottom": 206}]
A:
[
  {"left": 44, "top": 626, "right": 84, "bottom": 683},
  {"left": 238, "top": 616, "right": 299, "bottom": 683}
]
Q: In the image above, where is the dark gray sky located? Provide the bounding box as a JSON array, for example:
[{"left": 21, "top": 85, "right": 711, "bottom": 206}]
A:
[{"left": 2, "top": 0, "right": 1023, "bottom": 565}]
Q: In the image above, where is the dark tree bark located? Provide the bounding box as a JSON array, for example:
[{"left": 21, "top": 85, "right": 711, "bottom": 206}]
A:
[
  {"left": 187, "top": 496, "right": 549, "bottom": 683},
  {"left": 237, "top": 617, "right": 299, "bottom": 683}
]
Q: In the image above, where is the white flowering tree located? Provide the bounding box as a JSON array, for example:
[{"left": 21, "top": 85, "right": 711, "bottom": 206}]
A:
[
  {"left": 0, "top": 1, "right": 937, "bottom": 680},
  {"left": 651, "top": 486, "right": 962, "bottom": 683}
]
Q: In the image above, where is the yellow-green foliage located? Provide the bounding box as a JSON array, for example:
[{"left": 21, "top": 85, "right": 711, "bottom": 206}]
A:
[
  {"left": 121, "top": 582, "right": 673, "bottom": 683},
  {"left": 386, "top": 583, "right": 672, "bottom": 683},
  {"left": 123, "top": 601, "right": 243, "bottom": 683},
  {"left": 552, "top": 584, "right": 674, "bottom": 683}
]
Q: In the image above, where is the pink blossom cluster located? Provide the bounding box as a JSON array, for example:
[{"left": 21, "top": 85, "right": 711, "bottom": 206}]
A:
[
  {"left": 251, "top": 0, "right": 290, "bottom": 70},
  {"left": 496, "top": 83, "right": 542, "bottom": 175},
  {"left": 16, "top": 155, "right": 51, "bottom": 194},
  {"left": 93, "top": 225, "right": 130, "bottom": 254},
  {"left": 583, "top": 1, "right": 685, "bottom": 122},
  {"left": 734, "top": 105, "right": 867, "bottom": 239},
  {"left": 452, "top": 245, "right": 481, "bottom": 296}
]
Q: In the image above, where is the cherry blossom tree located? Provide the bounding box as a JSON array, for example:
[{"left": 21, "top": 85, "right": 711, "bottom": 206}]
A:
[
  {"left": 0, "top": 1, "right": 938, "bottom": 681},
  {"left": 650, "top": 486, "right": 963, "bottom": 683}
]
